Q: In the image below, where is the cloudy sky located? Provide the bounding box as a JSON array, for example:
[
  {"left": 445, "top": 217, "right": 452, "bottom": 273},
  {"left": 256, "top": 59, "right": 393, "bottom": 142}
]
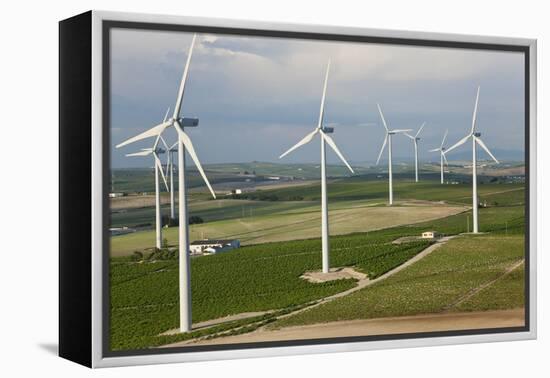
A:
[{"left": 110, "top": 29, "right": 525, "bottom": 168}]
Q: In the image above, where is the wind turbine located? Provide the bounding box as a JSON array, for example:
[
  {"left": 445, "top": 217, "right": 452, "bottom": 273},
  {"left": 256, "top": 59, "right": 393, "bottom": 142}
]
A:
[
  {"left": 428, "top": 129, "right": 449, "bottom": 184},
  {"left": 404, "top": 123, "right": 426, "bottom": 182},
  {"left": 125, "top": 134, "right": 169, "bottom": 249},
  {"left": 279, "top": 60, "right": 354, "bottom": 274},
  {"left": 163, "top": 138, "right": 179, "bottom": 221},
  {"left": 116, "top": 34, "right": 216, "bottom": 332},
  {"left": 153, "top": 108, "right": 178, "bottom": 221},
  {"left": 375, "top": 104, "right": 412, "bottom": 205},
  {"left": 445, "top": 86, "right": 499, "bottom": 233}
]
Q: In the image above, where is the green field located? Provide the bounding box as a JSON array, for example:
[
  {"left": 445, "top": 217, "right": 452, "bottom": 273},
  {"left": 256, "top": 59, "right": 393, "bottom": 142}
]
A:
[
  {"left": 110, "top": 231, "right": 430, "bottom": 350},
  {"left": 453, "top": 262, "right": 525, "bottom": 312},
  {"left": 273, "top": 234, "right": 525, "bottom": 328},
  {"left": 109, "top": 171, "right": 526, "bottom": 351},
  {"left": 110, "top": 197, "right": 525, "bottom": 350},
  {"left": 230, "top": 178, "right": 524, "bottom": 205},
  {"left": 110, "top": 180, "right": 524, "bottom": 256}
]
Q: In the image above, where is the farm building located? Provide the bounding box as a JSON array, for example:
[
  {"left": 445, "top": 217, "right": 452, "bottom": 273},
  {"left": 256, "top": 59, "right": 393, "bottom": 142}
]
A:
[
  {"left": 421, "top": 231, "right": 440, "bottom": 239},
  {"left": 189, "top": 239, "right": 240, "bottom": 255}
]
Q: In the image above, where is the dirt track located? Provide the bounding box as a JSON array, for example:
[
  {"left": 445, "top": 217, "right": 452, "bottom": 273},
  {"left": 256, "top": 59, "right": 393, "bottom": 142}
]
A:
[{"left": 172, "top": 309, "right": 524, "bottom": 347}]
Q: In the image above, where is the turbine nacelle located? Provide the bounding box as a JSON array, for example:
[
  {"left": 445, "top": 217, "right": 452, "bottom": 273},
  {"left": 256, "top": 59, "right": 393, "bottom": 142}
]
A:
[
  {"left": 176, "top": 117, "right": 199, "bottom": 127},
  {"left": 387, "top": 129, "right": 412, "bottom": 135}
]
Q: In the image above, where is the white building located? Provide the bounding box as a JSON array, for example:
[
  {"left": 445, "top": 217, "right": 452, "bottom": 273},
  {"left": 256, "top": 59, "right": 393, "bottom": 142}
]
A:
[
  {"left": 189, "top": 239, "right": 240, "bottom": 255},
  {"left": 421, "top": 231, "right": 440, "bottom": 239}
]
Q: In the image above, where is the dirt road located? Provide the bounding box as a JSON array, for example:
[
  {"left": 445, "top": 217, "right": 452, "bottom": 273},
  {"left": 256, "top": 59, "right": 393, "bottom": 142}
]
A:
[{"left": 170, "top": 309, "right": 524, "bottom": 347}]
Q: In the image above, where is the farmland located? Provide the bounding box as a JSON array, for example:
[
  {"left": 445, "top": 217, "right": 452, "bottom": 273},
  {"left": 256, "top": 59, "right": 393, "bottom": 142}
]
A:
[
  {"left": 108, "top": 163, "right": 526, "bottom": 351},
  {"left": 109, "top": 194, "right": 525, "bottom": 350},
  {"left": 272, "top": 234, "right": 525, "bottom": 329},
  {"left": 110, "top": 200, "right": 466, "bottom": 256},
  {"left": 110, "top": 231, "right": 430, "bottom": 350},
  {"left": 110, "top": 178, "right": 524, "bottom": 257}
]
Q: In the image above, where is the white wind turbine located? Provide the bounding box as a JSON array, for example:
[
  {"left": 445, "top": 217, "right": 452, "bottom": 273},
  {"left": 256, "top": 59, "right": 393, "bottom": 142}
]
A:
[
  {"left": 375, "top": 104, "right": 412, "bottom": 205},
  {"left": 445, "top": 86, "right": 499, "bottom": 233},
  {"left": 154, "top": 108, "right": 179, "bottom": 221},
  {"left": 279, "top": 60, "right": 354, "bottom": 274},
  {"left": 125, "top": 133, "right": 170, "bottom": 249},
  {"left": 428, "top": 129, "right": 449, "bottom": 184},
  {"left": 116, "top": 34, "right": 216, "bottom": 332},
  {"left": 404, "top": 123, "right": 426, "bottom": 182},
  {"left": 165, "top": 139, "right": 179, "bottom": 220}
]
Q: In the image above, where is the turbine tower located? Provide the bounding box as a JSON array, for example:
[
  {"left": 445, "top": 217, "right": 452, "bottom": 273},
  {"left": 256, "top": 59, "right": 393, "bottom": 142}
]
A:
[
  {"left": 375, "top": 104, "right": 412, "bottom": 205},
  {"left": 116, "top": 34, "right": 216, "bottom": 332},
  {"left": 404, "top": 123, "right": 426, "bottom": 182},
  {"left": 125, "top": 134, "right": 169, "bottom": 249},
  {"left": 279, "top": 60, "right": 354, "bottom": 274},
  {"left": 445, "top": 87, "right": 499, "bottom": 233},
  {"left": 165, "top": 140, "right": 178, "bottom": 220},
  {"left": 429, "top": 130, "right": 449, "bottom": 184}
]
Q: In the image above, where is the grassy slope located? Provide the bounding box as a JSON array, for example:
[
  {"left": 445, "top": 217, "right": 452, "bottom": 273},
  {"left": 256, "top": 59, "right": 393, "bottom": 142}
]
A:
[
  {"left": 110, "top": 181, "right": 524, "bottom": 257},
  {"left": 110, "top": 201, "right": 524, "bottom": 350},
  {"left": 109, "top": 177, "right": 526, "bottom": 349},
  {"left": 453, "top": 262, "right": 525, "bottom": 312},
  {"left": 110, "top": 232, "right": 429, "bottom": 350},
  {"left": 273, "top": 234, "right": 524, "bottom": 328},
  {"left": 110, "top": 202, "right": 465, "bottom": 256},
  {"left": 110, "top": 198, "right": 522, "bottom": 257}
]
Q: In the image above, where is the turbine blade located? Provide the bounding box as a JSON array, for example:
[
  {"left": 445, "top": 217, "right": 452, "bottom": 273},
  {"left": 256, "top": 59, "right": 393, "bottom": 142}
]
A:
[
  {"left": 321, "top": 131, "right": 354, "bottom": 174},
  {"left": 475, "top": 136, "right": 499, "bottom": 164},
  {"left": 470, "top": 86, "right": 480, "bottom": 134},
  {"left": 153, "top": 134, "right": 161, "bottom": 150},
  {"left": 390, "top": 129, "right": 413, "bottom": 133},
  {"left": 415, "top": 122, "right": 425, "bottom": 138},
  {"left": 441, "top": 129, "right": 448, "bottom": 148},
  {"left": 376, "top": 103, "right": 389, "bottom": 132},
  {"left": 428, "top": 148, "right": 440, "bottom": 152},
  {"left": 174, "top": 121, "right": 217, "bottom": 199},
  {"left": 173, "top": 34, "right": 197, "bottom": 119},
  {"left": 442, "top": 152, "right": 449, "bottom": 166},
  {"left": 159, "top": 134, "right": 169, "bottom": 150},
  {"left": 445, "top": 134, "right": 470, "bottom": 154},
  {"left": 163, "top": 107, "right": 171, "bottom": 123},
  {"left": 404, "top": 132, "right": 415, "bottom": 140},
  {"left": 154, "top": 152, "right": 169, "bottom": 191},
  {"left": 279, "top": 129, "right": 318, "bottom": 159},
  {"left": 126, "top": 150, "right": 152, "bottom": 157},
  {"left": 376, "top": 135, "right": 388, "bottom": 165},
  {"left": 116, "top": 121, "right": 172, "bottom": 148},
  {"left": 316, "top": 59, "right": 331, "bottom": 129}
]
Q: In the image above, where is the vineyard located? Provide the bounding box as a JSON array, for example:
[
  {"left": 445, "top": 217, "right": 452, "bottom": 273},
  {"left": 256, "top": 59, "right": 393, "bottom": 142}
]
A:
[
  {"left": 110, "top": 229, "right": 431, "bottom": 350},
  {"left": 274, "top": 234, "right": 525, "bottom": 328},
  {"left": 109, "top": 179, "right": 525, "bottom": 351}
]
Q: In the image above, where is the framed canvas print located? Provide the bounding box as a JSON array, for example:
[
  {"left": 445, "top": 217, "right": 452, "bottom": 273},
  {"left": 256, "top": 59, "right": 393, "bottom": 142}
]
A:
[{"left": 59, "top": 10, "right": 537, "bottom": 368}]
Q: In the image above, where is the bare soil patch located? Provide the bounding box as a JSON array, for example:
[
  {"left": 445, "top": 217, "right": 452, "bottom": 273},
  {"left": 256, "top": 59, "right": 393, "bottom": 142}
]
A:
[
  {"left": 301, "top": 267, "right": 366, "bottom": 283},
  {"left": 179, "top": 309, "right": 524, "bottom": 346}
]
